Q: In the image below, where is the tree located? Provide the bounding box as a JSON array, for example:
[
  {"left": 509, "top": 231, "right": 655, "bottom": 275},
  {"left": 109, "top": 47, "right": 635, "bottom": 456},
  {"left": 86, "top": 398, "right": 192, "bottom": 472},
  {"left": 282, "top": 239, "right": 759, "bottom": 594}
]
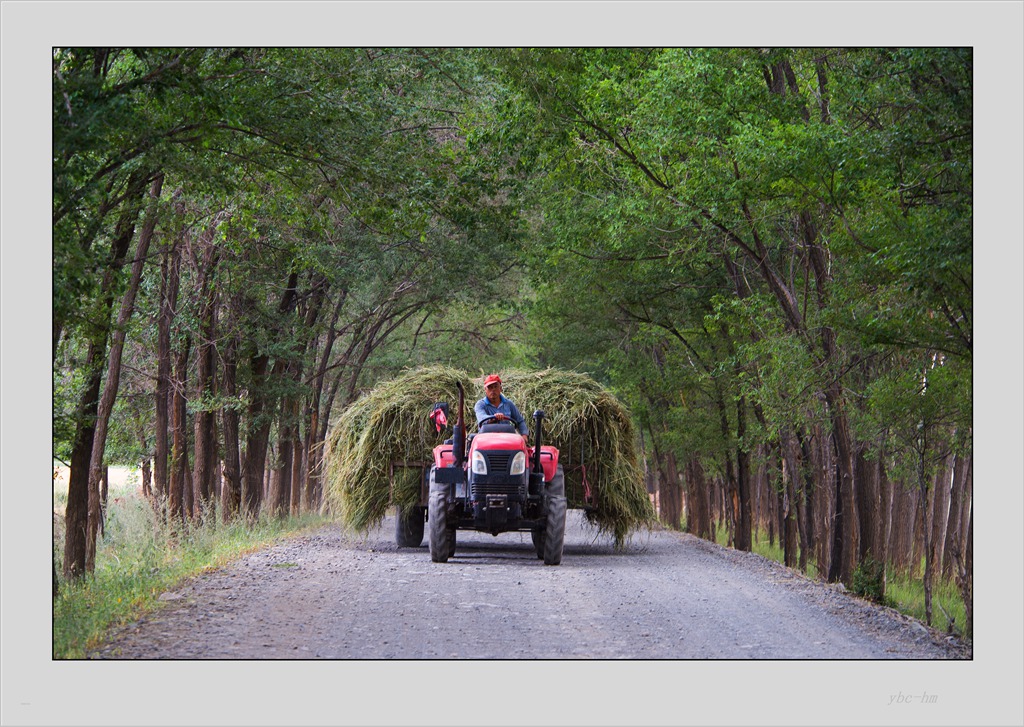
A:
[{"left": 494, "top": 47, "right": 971, "bottom": 586}]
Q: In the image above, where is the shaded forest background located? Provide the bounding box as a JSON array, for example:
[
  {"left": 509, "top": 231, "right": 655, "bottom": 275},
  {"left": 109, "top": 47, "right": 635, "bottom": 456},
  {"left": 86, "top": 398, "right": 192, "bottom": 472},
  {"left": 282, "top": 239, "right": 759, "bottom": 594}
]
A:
[{"left": 52, "top": 48, "right": 972, "bottom": 631}]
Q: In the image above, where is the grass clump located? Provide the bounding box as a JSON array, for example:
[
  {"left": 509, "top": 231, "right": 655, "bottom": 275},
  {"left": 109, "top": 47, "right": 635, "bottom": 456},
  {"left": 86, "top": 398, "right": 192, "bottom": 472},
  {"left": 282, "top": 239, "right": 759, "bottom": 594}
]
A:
[
  {"left": 323, "top": 365, "right": 656, "bottom": 545},
  {"left": 851, "top": 557, "right": 887, "bottom": 604},
  {"left": 53, "top": 475, "right": 330, "bottom": 659},
  {"left": 885, "top": 566, "right": 969, "bottom": 637}
]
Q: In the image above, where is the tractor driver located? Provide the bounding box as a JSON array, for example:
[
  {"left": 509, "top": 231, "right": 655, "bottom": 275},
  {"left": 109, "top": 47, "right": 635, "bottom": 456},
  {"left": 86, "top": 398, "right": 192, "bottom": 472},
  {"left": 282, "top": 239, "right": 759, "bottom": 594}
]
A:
[{"left": 474, "top": 374, "right": 529, "bottom": 444}]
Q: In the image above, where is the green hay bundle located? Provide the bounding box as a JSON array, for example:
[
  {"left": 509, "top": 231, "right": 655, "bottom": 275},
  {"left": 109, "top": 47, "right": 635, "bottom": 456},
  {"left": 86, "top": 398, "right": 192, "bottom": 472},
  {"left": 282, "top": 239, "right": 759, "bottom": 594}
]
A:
[{"left": 322, "top": 365, "right": 656, "bottom": 546}]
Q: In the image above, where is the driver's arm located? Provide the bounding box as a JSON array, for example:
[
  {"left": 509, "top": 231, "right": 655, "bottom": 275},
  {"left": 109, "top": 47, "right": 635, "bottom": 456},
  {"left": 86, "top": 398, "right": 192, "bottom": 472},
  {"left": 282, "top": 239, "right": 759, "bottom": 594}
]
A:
[
  {"left": 510, "top": 402, "right": 528, "bottom": 437},
  {"left": 473, "top": 398, "right": 490, "bottom": 425}
]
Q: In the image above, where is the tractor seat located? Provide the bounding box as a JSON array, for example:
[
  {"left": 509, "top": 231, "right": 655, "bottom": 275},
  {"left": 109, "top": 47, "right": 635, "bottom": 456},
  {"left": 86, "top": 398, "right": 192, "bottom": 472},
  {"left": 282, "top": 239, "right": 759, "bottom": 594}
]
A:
[{"left": 479, "top": 422, "right": 517, "bottom": 434}]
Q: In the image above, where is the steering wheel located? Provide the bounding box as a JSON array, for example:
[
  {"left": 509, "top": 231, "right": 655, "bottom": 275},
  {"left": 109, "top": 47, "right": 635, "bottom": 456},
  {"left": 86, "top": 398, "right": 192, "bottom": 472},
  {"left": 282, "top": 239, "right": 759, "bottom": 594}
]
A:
[{"left": 478, "top": 415, "right": 514, "bottom": 428}]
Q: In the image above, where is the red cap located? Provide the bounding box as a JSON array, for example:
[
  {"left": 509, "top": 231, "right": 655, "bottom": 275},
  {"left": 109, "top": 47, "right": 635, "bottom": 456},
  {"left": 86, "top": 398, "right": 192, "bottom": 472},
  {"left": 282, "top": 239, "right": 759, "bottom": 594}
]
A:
[{"left": 483, "top": 374, "right": 502, "bottom": 388}]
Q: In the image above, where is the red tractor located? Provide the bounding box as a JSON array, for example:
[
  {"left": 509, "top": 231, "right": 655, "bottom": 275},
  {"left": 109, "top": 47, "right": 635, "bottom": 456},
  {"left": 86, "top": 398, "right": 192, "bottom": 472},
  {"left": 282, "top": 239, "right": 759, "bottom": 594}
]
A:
[{"left": 397, "top": 381, "right": 567, "bottom": 565}]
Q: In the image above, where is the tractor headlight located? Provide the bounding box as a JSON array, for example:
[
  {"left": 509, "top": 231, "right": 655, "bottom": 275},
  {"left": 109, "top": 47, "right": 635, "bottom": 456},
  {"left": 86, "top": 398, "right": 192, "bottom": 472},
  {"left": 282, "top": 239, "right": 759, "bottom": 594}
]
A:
[
  {"left": 510, "top": 451, "right": 527, "bottom": 475},
  {"left": 471, "top": 450, "right": 488, "bottom": 475}
]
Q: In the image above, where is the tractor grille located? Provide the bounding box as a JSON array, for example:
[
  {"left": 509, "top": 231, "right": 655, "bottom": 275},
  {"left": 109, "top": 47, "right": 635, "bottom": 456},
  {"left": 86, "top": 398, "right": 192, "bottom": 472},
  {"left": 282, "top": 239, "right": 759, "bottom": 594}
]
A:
[
  {"left": 485, "top": 452, "right": 512, "bottom": 473},
  {"left": 472, "top": 481, "right": 524, "bottom": 498},
  {"left": 471, "top": 450, "right": 525, "bottom": 499}
]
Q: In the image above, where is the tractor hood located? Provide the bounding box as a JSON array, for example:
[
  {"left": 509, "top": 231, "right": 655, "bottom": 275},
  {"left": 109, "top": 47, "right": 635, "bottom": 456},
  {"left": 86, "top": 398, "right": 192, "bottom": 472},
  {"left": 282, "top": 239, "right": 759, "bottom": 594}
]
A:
[{"left": 471, "top": 432, "right": 526, "bottom": 452}]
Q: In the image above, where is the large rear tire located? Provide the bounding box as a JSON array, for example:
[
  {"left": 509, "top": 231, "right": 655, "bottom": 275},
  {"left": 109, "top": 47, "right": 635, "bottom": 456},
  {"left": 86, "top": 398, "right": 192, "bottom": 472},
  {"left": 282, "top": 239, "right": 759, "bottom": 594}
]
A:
[
  {"left": 427, "top": 467, "right": 451, "bottom": 563},
  {"left": 396, "top": 505, "right": 425, "bottom": 547},
  {"left": 543, "top": 465, "right": 567, "bottom": 565}
]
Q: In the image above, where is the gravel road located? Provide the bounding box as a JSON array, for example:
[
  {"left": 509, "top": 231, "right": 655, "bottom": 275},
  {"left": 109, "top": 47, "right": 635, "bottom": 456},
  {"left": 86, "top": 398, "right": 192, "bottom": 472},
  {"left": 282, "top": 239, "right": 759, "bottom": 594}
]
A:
[{"left": 91, "top": 511, "right": 970, "bottom": 660}]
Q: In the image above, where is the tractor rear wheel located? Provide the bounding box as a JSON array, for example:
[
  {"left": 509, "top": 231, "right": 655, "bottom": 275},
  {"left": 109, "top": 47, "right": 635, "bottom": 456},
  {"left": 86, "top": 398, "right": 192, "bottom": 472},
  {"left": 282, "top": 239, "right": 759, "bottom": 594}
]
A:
[
  {"left": 543, "top": 465, "right": 567, "bottom": 565},
  {"left": 396, "top": 505, "right": 425, "bottom": 547},
  {"left": 427, "top": 467, "right": 451, "bottom": 563}
]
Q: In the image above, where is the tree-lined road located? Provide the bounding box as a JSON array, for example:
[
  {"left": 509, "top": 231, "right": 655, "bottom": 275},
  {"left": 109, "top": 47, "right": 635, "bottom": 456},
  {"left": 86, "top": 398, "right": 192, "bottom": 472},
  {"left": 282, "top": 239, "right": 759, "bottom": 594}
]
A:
[{"left": 92, "top": 512, "right": 968, "bottom": 660}]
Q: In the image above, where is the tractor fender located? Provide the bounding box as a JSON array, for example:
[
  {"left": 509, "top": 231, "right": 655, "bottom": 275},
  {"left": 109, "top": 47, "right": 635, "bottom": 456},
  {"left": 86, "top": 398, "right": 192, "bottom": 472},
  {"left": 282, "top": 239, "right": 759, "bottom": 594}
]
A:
[
  {"left": 535, "top": 446, "right": 559, "bottom": 482},
  {"left": 432, "top": 444, "right": 456, "bottom": 469}
]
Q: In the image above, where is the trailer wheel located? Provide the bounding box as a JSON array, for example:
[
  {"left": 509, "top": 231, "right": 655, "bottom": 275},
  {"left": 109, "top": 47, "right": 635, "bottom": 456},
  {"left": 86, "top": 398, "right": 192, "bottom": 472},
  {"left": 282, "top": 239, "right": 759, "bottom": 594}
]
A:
[
  {"left": 396, "top": 505, "right": 425, "bottom": 547},
  {"left": 543, "top": 465, "right": 566, "bottom": 565},
  {"left": 428, "top": 467, "right": 451, "bottom": 563}
]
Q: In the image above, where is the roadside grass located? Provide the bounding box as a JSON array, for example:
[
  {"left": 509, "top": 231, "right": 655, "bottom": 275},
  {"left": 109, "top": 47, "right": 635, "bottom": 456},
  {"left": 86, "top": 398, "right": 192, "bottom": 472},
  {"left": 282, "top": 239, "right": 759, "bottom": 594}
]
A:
[
  {"left": 53, "top": 466, "right": 331, "bottom": 659},
  {"left": 884, "top": 567, "right": 967, "bottom": 637},
  {"left": 706, "top": 524, "right": 968, "bottom": 638}
]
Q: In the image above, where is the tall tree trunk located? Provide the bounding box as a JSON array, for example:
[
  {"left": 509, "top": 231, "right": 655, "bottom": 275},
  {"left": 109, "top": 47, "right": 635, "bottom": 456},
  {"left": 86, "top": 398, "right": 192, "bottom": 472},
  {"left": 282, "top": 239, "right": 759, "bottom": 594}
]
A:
[
  {"left": 140, "top": 456, "right": 152, "bottom": 498},
  {"left": 169, "top": 337, "right": 191, "bottom": 525},
  {"left": 813, "top": 428, "right": 835, "bottom": 580},
  {"left": 910, "top": 487, "right": 925, "bottom": 581},
  {"left": 856, "top": 446, "right": 881, "bottom": 563},
  {"left": 62, "top": 344, "right": 103, "bottom": 579},
  {"left": 269, "top": 405, "right": 294, "bottom": 518},
  {"left": 241, "top": 271, "right": 300, "bottom": 519},
  {"left": 85, "top": 174, "right": 163, "bottom": 571},
  {"left": 290, "top": 397, "right": 304, "bottom": 516},
  {"left": 919, "top": 445, "right": 940, "bottom": 627},
  {"left": 656, "top": 450, "right": 683, "bottom": 530},
  {"left": 734, "top": 396, "right": 752, "bottom": 551},
  {"left": 154, "top": 235, "right": 182, "bottom": 503},
  {"left": 930, "top": 458, "right": 953, "bottom": 592},
  {"left": 190, "top": 219, "right": 222, "bottom": 517},
  {"left": 941, "top": 452, "right": 966, "bottom": 579},
  {"left": 684, "top": 455, "right": 713, "bottom": 541},
  {"left": 62, "top": 171, "right": 148, "bottom": 579},
  {"left": 876, "top": 453, "right": 892, "bottom": 600},
  {"left": 220, "top": 331, "right": 242, "bottom": 521},
  {"left": 827, "top": 452, "right": 845, "bottom": 583},
  {"left": 775, "top": 447, "right": 798, "bottom": 568},
  {"left": 99, "top": 466, "right": 109, "bottom": 538},
  {"left": 824, "top": 389, "right": 860, "bottom": 584},
  {"left": 302, "top": 395, "right": 320, "bottom": 511},
  {"left": 893, "top": 485, "right": 918, "bottom": 577},
  {"left": 191, "top": 320, "right": 216, "bottom": 518},
  {"left": 782, "top": 433, "right": 810, "bottom": 572},
  {"left": 955, "top": 497, "right": 972, "bottom": 636},
  {"left": 241, "top": 350, "right": 270, "bottom": 521},
  {"left": 795, "top": 427, "right": 816, "bottom": 572}
]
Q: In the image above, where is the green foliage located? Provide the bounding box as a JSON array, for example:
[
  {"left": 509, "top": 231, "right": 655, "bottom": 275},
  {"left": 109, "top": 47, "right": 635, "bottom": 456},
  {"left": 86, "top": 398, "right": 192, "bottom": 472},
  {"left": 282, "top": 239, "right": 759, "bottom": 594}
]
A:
[{"left": 851, "top": 557, "right": 888, "bottom": 604}]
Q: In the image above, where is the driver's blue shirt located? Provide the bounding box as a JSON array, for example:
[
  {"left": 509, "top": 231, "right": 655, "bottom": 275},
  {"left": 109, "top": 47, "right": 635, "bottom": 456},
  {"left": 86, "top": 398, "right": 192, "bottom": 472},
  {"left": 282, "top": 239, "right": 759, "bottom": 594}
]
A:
[{"left": 474, "top": 394, "right": 528, "bottom": 436}]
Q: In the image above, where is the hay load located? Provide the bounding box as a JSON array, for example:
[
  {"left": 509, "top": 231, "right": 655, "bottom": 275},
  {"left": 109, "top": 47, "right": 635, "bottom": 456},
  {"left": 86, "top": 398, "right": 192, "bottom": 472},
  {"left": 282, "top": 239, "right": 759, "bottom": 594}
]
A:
[{"left": 322, "top": 365, "right": 655, "bottom": 545}]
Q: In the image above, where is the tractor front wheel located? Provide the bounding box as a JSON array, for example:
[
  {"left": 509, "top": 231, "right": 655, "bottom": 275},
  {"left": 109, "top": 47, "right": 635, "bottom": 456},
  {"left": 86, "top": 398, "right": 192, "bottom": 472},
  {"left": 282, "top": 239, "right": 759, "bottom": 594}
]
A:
[
  {"left": 427, "top": 467, "right": 452, "bottom": 563},
  {"left": 542, "top": 465, "right": 567, "bottom": 565}
]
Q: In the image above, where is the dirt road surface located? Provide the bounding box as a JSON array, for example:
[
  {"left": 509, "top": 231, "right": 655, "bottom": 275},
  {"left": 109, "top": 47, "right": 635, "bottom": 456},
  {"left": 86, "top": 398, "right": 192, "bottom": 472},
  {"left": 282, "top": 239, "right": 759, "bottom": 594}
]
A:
[{"left": 91, "top": 511, "right": 968, "bottom": 660}]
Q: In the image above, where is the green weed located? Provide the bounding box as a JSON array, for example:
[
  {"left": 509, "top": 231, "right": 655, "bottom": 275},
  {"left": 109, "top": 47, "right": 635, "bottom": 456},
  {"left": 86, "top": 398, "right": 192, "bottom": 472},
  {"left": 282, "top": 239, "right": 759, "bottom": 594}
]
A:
[
  {"left": 885, "top": 567, "right": 968, "bottom": 637},
  {"left": 851, "top": 557, "right": 887, "bottom": 604}
]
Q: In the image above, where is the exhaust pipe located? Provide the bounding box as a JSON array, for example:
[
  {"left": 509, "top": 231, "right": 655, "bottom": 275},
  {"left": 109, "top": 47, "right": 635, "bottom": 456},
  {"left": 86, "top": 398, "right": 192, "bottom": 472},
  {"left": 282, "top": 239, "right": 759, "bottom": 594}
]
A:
[
  {"left": 453, "top": 381, "right": 466, "bottom": 468},
  {"left": 532, "top": 409, "right": 545, "bottom": 473}
]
